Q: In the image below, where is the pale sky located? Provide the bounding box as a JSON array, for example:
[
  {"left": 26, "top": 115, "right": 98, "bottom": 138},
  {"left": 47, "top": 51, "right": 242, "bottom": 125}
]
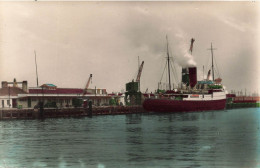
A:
[{"left": 0, "top": 2, "right": 259, "bottom": 94}]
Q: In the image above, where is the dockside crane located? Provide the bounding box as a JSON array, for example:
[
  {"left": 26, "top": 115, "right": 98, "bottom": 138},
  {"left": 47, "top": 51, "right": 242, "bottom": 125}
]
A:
[
  {"left": 83, "top": 74, "right": 92, "bottom": 95},
  {"left": 125, "top": 60, "right": 144, "bottom": 105},
  {"left": 136, "top": 61, "right": 144, "bottom": 92}
]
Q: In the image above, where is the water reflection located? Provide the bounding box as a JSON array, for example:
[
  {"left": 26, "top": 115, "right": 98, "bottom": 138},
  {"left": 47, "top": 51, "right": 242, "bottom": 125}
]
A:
[
  {"left": 156, "top": 111, "right": 217, "bottom": 122},
  {"left": 126, "top": 114, "right": 144, "bottom": 162},
  {"left": 126, "top": 114, "right": 142, "bottom": 125},
  {"left": 0, "top": 108, "right": 259, "bottom": 167}
]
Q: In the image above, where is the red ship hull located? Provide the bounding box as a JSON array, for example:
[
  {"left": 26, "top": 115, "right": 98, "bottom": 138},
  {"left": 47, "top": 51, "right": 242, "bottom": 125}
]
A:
[{"left": 143, "top": 98, "right": 226, "bottom": 112}]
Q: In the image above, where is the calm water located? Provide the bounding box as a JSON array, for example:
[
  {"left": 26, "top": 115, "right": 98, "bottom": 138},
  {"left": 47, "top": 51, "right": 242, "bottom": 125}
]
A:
[{"left": 0, "top": 108, "right": 260, "bottom": 168}]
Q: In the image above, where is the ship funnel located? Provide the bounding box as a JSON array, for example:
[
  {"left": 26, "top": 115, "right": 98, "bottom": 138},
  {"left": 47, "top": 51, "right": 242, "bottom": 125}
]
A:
[
  {"left": 182, "top": 68, "right": 189, "bottom": 86},
  {"left": 188, "top": 67, "right": 197, "bottom": 88}
]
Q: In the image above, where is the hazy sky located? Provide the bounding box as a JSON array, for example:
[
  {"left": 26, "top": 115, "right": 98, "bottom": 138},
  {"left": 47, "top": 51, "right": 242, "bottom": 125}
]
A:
[{"left": 0, "top": 2, "right": 259, "bottom": 94}]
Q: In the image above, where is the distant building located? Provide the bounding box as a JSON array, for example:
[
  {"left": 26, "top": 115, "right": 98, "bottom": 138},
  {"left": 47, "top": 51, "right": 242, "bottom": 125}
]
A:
[
  {"left": 0, "top": 79, "right": 125, "bottom": 109},
  {"left": 0, "top": 79, "right": 28, "bottom": 108},
  {"left": 17, "top": 84, "right": 111, "bottom": 108}
]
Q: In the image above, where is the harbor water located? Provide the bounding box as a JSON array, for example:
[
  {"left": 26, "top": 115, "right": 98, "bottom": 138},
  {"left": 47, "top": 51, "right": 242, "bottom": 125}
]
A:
[{"left": 0, "top": 108, "right": 260, "bottom": 168}]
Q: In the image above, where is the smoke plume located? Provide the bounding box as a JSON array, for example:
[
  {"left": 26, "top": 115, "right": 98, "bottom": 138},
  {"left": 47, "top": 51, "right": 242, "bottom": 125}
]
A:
[{"left": 170, "top": 31, "right": 197, "bottom": 68}]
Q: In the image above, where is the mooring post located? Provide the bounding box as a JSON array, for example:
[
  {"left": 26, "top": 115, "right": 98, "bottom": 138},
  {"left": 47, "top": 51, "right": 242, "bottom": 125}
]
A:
[
  {"left": 83, "top": 100, "right": 87, "bottom": 115},
  {"left": 88, "top": 101, "right": 92, "bottom": 116}
]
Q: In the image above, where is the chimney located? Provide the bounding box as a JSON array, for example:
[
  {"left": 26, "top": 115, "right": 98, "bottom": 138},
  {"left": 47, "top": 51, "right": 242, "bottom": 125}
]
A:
[
  {"left": 1, "top": 81, "right": 8, "bottom": 88},
  {"left": 102, "top": 89, "right": 107, "bottom": 95},
  {"left": 22, "top": 81, "right": 28, "bottom": 93},
  {"left": 188, "top": 67, "right": 197, "bottom": 88}
]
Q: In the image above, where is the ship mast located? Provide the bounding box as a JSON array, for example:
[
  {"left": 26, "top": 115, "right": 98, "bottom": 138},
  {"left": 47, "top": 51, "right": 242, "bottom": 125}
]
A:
[
  {"left": 34, "top": 50, "right": 39, "bottom": 87},
  {"left": 208, "top": 43, "right": 216, "bottom": 81},
  {"left": 166, "top": 35, "right": 171, "bottom": 91}
]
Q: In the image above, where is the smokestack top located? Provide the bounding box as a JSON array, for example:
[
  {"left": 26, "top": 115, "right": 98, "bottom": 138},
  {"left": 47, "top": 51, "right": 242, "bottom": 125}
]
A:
[
  {"left": 1, "top": 81, "right": 8, "bottom": 88},
  {"left": 22, "top": 81, "right": 28, "bottom": 93}
]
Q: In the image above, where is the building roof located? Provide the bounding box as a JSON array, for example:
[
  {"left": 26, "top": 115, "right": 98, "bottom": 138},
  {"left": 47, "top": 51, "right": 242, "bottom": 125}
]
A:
[
  {"left": 45, "top": 84, "right": 56, "bottom": 87},
  {"left": 0, "top": 87, "right": 27, "bottom": 96},
  {"left": 29, "top": 88, "right": 84, "bottom": 94}
]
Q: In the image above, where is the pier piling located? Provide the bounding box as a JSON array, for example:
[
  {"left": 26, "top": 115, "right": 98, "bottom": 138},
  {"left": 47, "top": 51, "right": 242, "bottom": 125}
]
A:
[{"left": 88, "top": 101, "right": 92, "bottom": 117}]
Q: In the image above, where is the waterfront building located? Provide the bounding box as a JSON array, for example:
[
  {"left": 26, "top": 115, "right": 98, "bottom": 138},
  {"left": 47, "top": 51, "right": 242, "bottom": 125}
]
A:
[
  {"left": 17, "top": 84, "right": 111, "bottom": 108},
  {"left": 0, "top": 79, "right": 120, "bottom": 109},
  {"left": 0, "top": 79, "right": 28, "bottom": 108}
]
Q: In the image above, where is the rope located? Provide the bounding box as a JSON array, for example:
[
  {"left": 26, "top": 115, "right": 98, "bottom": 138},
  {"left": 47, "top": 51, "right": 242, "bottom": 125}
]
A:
[
  {"left": 214, "top": 54, "right": 221, "bottom": 78},
  {"left": 159, "top": 61, "right": 168, "bottom": 83},
  {"left": 170, "top": 58, "right": 179, "bottom": 84}
]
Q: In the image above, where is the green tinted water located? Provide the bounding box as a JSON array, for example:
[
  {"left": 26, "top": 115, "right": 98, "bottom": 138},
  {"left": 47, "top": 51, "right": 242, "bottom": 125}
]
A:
[{"left": 0, "top": 108, "right": 260, "bottom": 168}]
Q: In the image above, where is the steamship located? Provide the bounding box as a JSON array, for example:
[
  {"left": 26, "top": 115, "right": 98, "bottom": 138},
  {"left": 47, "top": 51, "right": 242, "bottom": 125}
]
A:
[{"left": 143, "top": 38, "right": 226, "bottom": 112}]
